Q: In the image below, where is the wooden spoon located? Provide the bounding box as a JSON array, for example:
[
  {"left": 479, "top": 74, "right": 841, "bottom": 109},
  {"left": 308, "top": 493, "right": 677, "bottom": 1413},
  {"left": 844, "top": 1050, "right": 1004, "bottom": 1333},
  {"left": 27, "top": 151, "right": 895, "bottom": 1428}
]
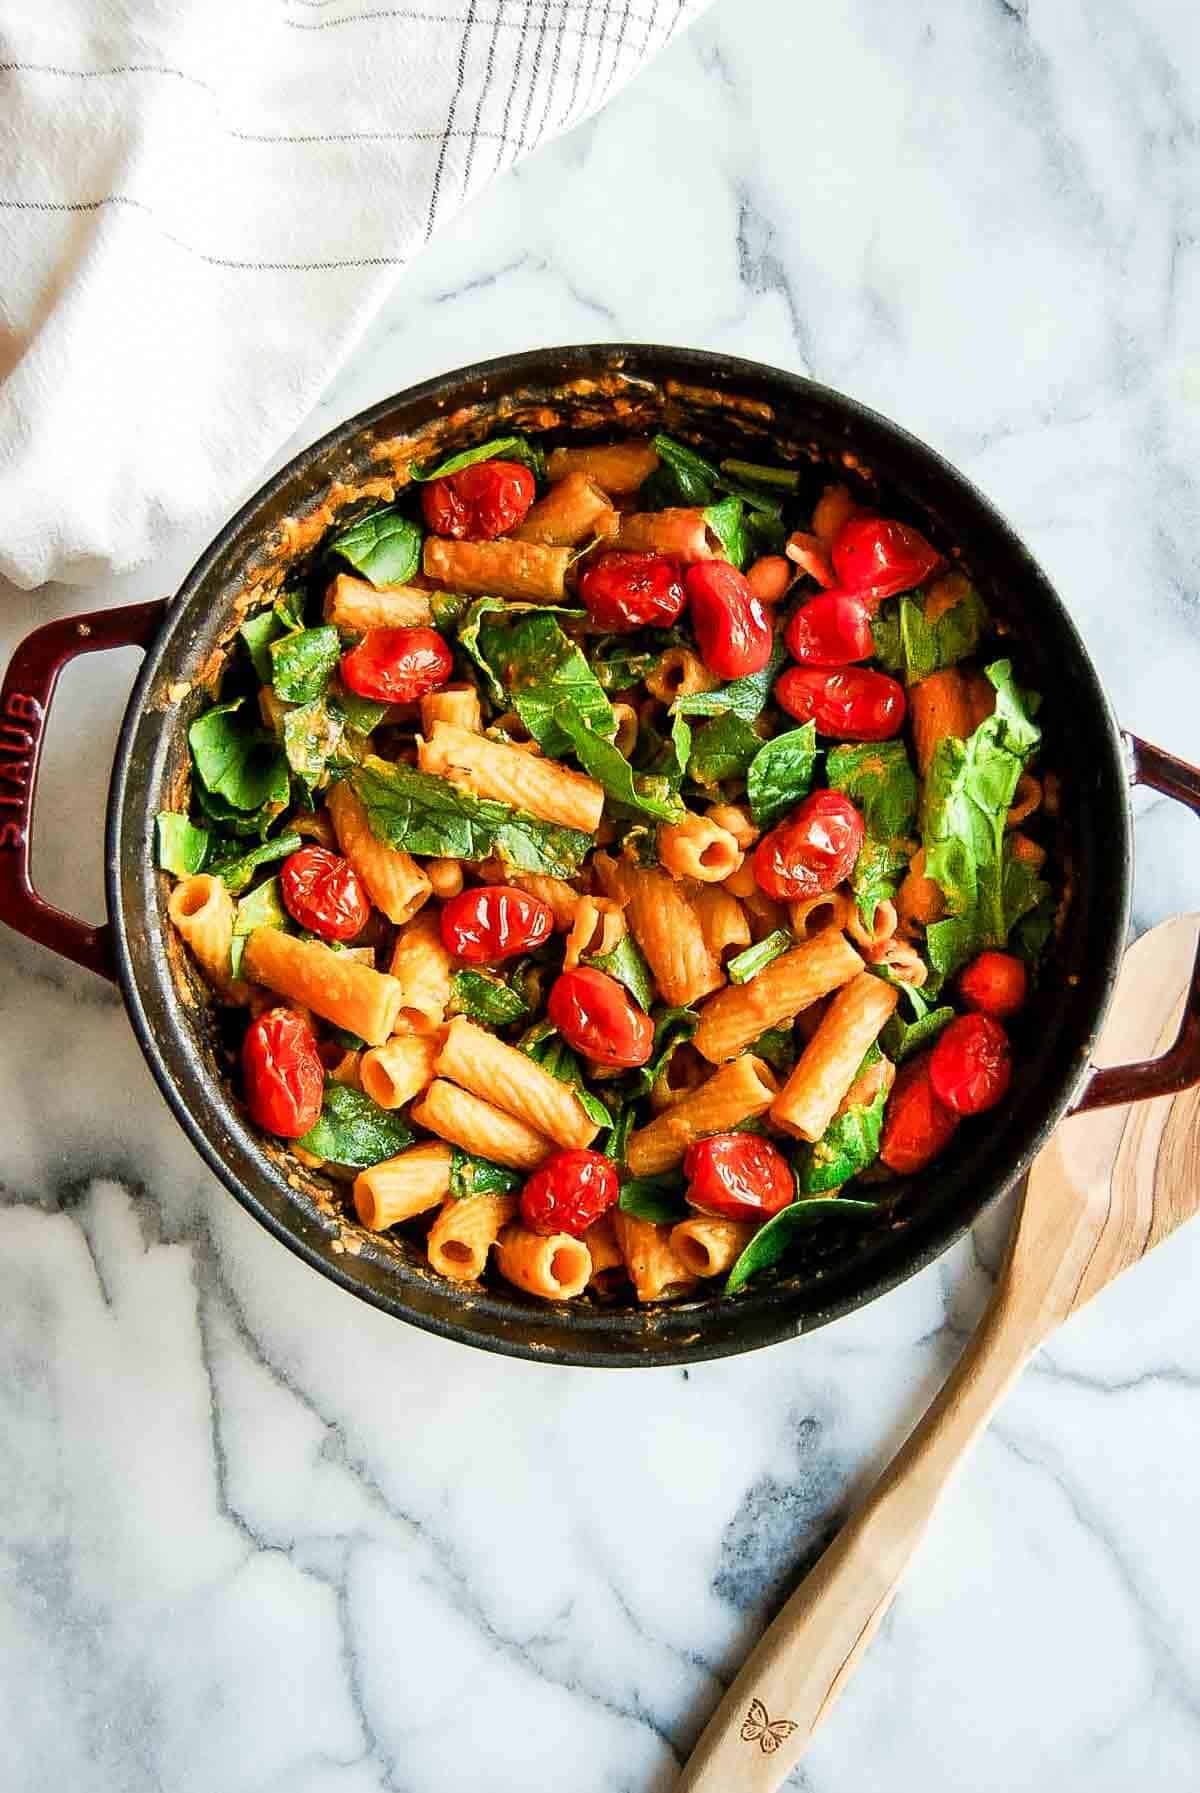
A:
[{"left": 678, "top": 915, "right": 1200, "bottom": 1792}]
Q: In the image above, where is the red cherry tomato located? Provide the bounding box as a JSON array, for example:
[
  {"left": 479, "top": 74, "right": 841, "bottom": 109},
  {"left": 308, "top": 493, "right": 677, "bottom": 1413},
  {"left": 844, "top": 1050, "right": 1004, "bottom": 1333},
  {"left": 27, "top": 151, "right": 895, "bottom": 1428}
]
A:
[
  {"left": 930, "top": 1014, "right": 1013, "bottom": 1116},
  {"left": 577, "top": 551, "right": 687, "bottom": 632},
  {"left": 684, "top": 1133, "right": 795, "bottom": 1222},
  {"left": 958, "top": 950, "right": 1028, "bottom": 1019},
  {"left": 242, "top": 1009, "right": 324, "bottom": 1139},
  {"left": 340, "top": 626, "right": 453, "bottom": 704},
  {"left": 775, "top": 665, "right": 907, "bottom": 740},
  {"left": 685, "top": 561, "right": 774, "bottom": 679},
  {"left": 784, "top": 592, "right": 874, "bottom": 667},
  {"left": 752, "top": 789, "right": 865, "bottom": 902},
  {"left": 280, "top": 846, "right": 370, "bottom": 942},
  {"left": 439, "top": 884, "right": 554, "bottom": 965},
  {"left": 520, "top": 1148, "right": 619, "bottom": 1238},
  {"left": 420, "top": 460, "right": 536, "bottom": 540},
  {"left": 830, "top": 514, "right": 942, "bottom": 602},
  {"left": 879, "top": 1056, "right": 959, "bottom": 1174},
  {"left": 546, "top": 966, "right": 654, "bottom": 1069}
]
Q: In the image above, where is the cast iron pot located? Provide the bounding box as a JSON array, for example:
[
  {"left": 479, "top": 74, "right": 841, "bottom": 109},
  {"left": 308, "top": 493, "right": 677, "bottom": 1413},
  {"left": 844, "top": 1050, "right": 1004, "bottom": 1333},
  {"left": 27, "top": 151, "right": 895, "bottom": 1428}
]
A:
[{"left": 3, "top": 346, "right": 1199, "bottom": 1367}]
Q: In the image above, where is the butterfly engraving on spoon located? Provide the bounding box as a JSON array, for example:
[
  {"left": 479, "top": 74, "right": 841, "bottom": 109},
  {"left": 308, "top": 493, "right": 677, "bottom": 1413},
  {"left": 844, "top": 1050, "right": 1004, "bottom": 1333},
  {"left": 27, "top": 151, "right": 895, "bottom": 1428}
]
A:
[{"left": 740, "top": 1697, "right": 798, "bottom": 1755}]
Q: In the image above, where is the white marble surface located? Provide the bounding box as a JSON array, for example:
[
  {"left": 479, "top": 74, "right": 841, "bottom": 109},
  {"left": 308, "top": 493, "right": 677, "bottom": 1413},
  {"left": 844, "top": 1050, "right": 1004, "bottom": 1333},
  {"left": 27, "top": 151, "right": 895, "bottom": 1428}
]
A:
[{"left": 3, "top": 2, "right": 1200, "bottom": 1788}]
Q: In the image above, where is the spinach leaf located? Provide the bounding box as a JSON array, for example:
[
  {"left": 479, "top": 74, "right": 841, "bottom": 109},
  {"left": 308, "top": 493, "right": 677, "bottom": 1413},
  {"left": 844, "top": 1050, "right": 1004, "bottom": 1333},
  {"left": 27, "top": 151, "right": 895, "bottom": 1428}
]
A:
[
  {"left": 209, "top": 831, "right": 302, "bottom": 897},
  {"left": 352, "top": 756, "right": 591, "bottom": 876},
  {"left": 448, "top": 1149, "right": 523, "bottom": 1199},
  {"left": 618, "top": 1177, "right": 688, "bottom": 1224},
  {"left": 450, "top": 968, "right": 531, "bottom": 1027},
  {"left": 687, "top": 712, "right": 763, "bottom": 787},
  {"left": 189, "top": 700, "right": 290, "bottom": 818},
  {"left": 585, "top": 932, "right": 655, "bottom": 1011},
  {"left": 881, "top": 1003, "right": 955, "bottom": 1063},
  {"left": 230, "top": 876, "right": 290, "bottom": 978},
  {"left": 719, "top": 458, "right": 801, "bottom": 492},
  {"left": 724, "top": 1197, "right": 880, "bottom": 1294},
  {"left": 826, "top": 739, "right": 920, "bottom": 925},
  {"left": 672, "top": 637, "right": 786, "bottom": 721},
  {"left": 630, "top": 1006, "right": 698, "bottom": 1098},
  {"left": 748, "top": 1026, "right": 797, "bottom": 1075},
  {"left": 271, "top": 626, "right": 341, "bottom": 705},
  {"left": 156, "top": 813, "right": 210, "bottom": 876},
  {"left": 457, "top": 597, "right": 510, "bottom": 706},
  {"left": 333, "top": 686, "right": 390, "bottom": 736},
  {"left": 1014, "top": 891, "right": 1055, "bottom": 969},
  {"left": 746, "top": 723, "right": 818, "bottom": 826},
  {"left": 476, "top": 611, "right": 614, "bottom": 755},
  {"left": 1002, "top": 850, "right": 1050, "bottom": 938},
  {"left": 519, "top": 1024, "right": 613, "bottom": 1129},
  {"left": 592, "top": 642, "right": 663, "bottom": 692},
  {"left": 328, "top": 507, "right": 423, "bottom": 587},
  {"left": 274, "top": 588, "right": 308, "bottom": 634},
  {"left": 283, "top": 697, "right": 345, "bottom": 793},
  {"left": 872, "top": 581, "right": 988, "bottom": 685},
  {"left": 241, "top": 611, "right": 285, "bottom": 683},
  {"left": 703, "top": 495, "right": 748, "bottom": 569},
  {"left": 649, "top": 433, "right": 721, "bottom": 505},
  {"left": 552, "top": 708, "right": 685, "bottom": 820},
  {"left": 923, "top": 661, "right": 1042, "bottom": 977},
  {"left": 795, "top": 1078, "right": 889, "bottom": 1195},
  {"left": 600, "top": 1100, "right": 636, "bottom": 1169},
  {"left": 411, "top": 435, "right": 544, "bottom": 483},
  {"left": 727, "top": 929, "right": 793, "bottom": 985},
  {"left": 298, "top": 1085, "right": 414, "bottom": 1168},
  {"left": 430, "top": 589, "right": 473, "bottom": 631}
]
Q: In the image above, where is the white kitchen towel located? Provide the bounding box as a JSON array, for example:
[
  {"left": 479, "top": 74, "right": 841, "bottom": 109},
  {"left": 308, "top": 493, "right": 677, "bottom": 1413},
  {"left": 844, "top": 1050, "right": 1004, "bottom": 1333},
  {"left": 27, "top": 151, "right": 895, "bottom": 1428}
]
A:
[{"left": 0, "top": 0, "right": 709, "bottom": 591}]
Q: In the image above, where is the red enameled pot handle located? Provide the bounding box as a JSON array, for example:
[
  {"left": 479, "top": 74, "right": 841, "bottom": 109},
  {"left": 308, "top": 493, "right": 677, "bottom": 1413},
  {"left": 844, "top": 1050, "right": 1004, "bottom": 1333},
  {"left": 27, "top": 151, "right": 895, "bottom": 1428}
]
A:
[
  {"left": 0, "top": 600, "right": 167, "bottom": 981},
  {"left": 1072, "top": 733, "right": 1200, "bottom": 1113}
]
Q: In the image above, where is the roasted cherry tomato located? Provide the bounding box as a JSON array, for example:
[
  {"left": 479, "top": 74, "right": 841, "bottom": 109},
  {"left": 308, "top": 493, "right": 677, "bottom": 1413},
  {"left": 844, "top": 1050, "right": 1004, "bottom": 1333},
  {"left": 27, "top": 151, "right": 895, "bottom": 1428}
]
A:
[
  {"left": 830, "top": 514, "right": 942, "bottom": 602},
  {"left": 784, "top": 592, "right": 874, "bottom": 667},
  {"left": 439, "top": 884, "right": 554, "bottom": 965},
  {"left": 879, "top": 1055, "right": 959, "bottom": 1174},
  {"left": 685, "top": 561, "right": 774, "bottom": 679},
  {"left": 958, "top": 950, "right": 1028, "bottom": 1019},
  {"left": 930, "top": 1014, "right": 1013, "bottom": 1116},
  {"left": 242, "top": 1009, "right": 324, "bottom": 1139},
  {"left": 280, "top": 845, "right": 370, "bottom": 942},
  {"left": 577, "top": 551, "right": 687, "bottom": 632},
  {"left": 752, "top": 789, "right": 865, "bottom": 902},
  {"left": 775, "top": 665, "right": 907, "bottom": 740},
  {"left": 420, "top": 459, "right": 536, "bottom": 540},
  {"left": 520, "top": 1148, "right": 619, "bottom": 1238},
  {"left": 546, "top": 966, "right": 654, "bottom": 1068},
  {"left": 684, "top": 1132, "right": 795, "bottom": 1222},
  {"left": 340, "top": 625, "right": 453, "bottom": 704}
]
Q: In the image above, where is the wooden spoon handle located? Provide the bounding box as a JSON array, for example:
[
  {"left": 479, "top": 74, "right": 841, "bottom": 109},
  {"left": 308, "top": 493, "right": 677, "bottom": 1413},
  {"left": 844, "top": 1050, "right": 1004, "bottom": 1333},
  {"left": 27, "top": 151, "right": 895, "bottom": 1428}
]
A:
[{"left": 677, "top": 1269, "right": 1037, "bottom": 1792}]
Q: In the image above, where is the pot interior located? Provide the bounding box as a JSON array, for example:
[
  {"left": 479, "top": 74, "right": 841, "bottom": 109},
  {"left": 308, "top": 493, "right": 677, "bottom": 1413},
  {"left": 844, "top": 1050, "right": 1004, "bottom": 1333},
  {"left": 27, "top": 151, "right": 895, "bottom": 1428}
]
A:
[{"left": 108, "top": 346, "right": 1130, "bottom": 1365}]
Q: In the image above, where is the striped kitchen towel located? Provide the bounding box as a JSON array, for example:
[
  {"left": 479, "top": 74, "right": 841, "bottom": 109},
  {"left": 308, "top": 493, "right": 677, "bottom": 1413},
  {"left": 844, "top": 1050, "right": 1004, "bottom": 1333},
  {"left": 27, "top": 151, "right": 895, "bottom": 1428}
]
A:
[{"left": 0, "top": 0, "right": 710, "bottom": 589}]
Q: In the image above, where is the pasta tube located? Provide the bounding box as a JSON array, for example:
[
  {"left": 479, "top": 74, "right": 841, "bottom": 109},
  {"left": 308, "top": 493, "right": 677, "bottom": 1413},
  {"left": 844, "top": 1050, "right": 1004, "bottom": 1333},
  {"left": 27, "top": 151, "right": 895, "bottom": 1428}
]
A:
[
  {"left": 612, "top": 508, "right": 717, "bottom": 560},
  {"left": 584, "top": 1213, "right": 623, "bottom": 1280},
  {"left": 564, "top": 895, "right": 626, "bottom": 969},
  {"left": 670, "top": 1218, "right": 757, "bottom": 1279},
  {"left": 426, "top": 857, "right": 464, "bottom": 900},
  {"left": 494, "top": 1225, "right": 592, "bottom": 1300},
  {"left": 411, "top": 1080, "right": 554, "bottom": 1170},
  {"left": 692, "top": 929, "right": 864, "bottom": 1064},
  {"left": 545, "top": 439, "right": 659, "bottom": 493},
  {"left": 691, "top": 884, "right": 751, "bottom": 962},
  {"left": 326, "top": 780, "right": 431, "bottom": 924},
  {"left": 771, "top": 972, "right": 899, "bottom": 1142},
  {"left": 512, "top": 471, "right": 616, "bottom": 546},
  {"left": 241, "top": 927, "right": 403, "bottom": 1045},
  {"left": 895, "top": 848, "right": 945, "bottom": 929},
  {"left": 626, "top": 1055, "right": 778, "bottom": 1177},
  {"left": 324, "top": 574, "right": 432, "bottom": 631},
  {"left": 657, "top": 814, "right": 743, "bottom": 883},
  {"left": 595, "top": 854, "right": 723, "bottom": 1007},
  {"left": 360, "top": 1032, "right": 440, "bottom": 1109},
  {"left": 168, "top": 874, "right": 247, "bottom": 1003},
  {"left": 388, "top": 909, "right": 455, "bottom": 1032},
  {"left": 644, "top": 647, "right": 717, "bottom": 704},
  {"left": 846, "top": 899, "right": 898, "bottom": 955},
  {"left": 611, "top": 1212, "right": 697, "bottom": 1303},
  {"left": 706, "top": 802, "right": 758, "bottom": 849},
  {"left": 421, "top": 684, "right": 482, "bottom": 735},
  {"left": 419, "top": 720, "right": 604, "bottom": 833},
  {"left": 788, "top": 889, "right": 852, "bottom": 943},
  {"left": 911, "top": 667, "right": 973, "bottom": 777},
  {"left": 423, "top": 536, "right": 569, "bottom": 602},
  {"left": 353, "top": 1141, "right": 452, "bottom": 1230},
  {"left": 427, "top": 1191, "right": 518, "bottom": 1281},
  {"left": 436, "top": 1017, "right": 597, "bottom": 1150}
]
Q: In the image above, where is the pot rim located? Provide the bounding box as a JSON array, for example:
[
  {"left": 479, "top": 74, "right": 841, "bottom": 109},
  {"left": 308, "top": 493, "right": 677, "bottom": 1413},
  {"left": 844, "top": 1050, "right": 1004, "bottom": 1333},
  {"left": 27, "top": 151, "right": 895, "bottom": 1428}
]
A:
[{"left": 104, "top": 344, "right": 1133, "bottom": 1366}]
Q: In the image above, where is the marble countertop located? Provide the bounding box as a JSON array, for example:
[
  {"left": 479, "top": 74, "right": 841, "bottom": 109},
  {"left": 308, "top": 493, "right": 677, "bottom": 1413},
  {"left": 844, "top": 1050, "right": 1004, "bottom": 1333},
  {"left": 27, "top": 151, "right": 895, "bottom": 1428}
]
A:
[{"left": 4, "top": 2, "right": 1200, "bottom": 1788}]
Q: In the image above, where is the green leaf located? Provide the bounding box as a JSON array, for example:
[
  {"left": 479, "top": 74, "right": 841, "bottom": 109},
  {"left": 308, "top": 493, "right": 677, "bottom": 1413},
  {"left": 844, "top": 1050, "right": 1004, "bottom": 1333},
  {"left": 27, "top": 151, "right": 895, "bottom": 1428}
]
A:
[
  {"left": 632, "top": 1006, "right": 698, "bottom": 1099},
  {"left": 600, "top": 1100, "right": 636, "bottom": 1169},
  {"left": 329, "top": 506, "right": 423, "bottom": 587},
  {"left": 450, "top": 969, "right": 531, "bottom": 1027},
  {"left": 585, "top": 931, "right": 655, "bottom": 1011},
  {"left": 881, "top": 1004, "right": 955, "bottom": 1063},
  {"left": 271, "top": 625, "right": 341, "bottom": 705},
  {"left": 719, "top": 458, "right": 801, "bottom": 492},
  {"left": 411, "top": 435, "right": 544, "bottom": 483},
  {"left": 189, "top": 700, "right": 290, "bottom": 816},
  {"left": 457, "top": 597, "right": 510, "bottom": 706},
  {"left": 298, "top": 1085, "right": 414, "bottom": 1169},
  {"left": 229, "top": 875, "right": 290, "bottom": 978},
  {"left": 795, "top": 1079, "right": 889, "bottom": 1195},
  {"left": 241, "top": 610, "right": 285, "bottom": 683},
  {"left": 703, "top": 495, "right": 749, "bottom": 569},
  {"left": 352, "top": 756, "right": 591, "bottom": 877},
  {"left": 618, "top": 1177, "right": 688, "bottom": 1224},
  {"left": 747, "top": 1026, "right": 797, "bottom": 1075},
  {"left": 724, "top": 1197, "right": 880, "bottom": 1293},
  {"left": 283, "top": 697, "right": 345, "bottom": 793},
  {"left": 448, "top": 1149, "right": 523, "bottom": 1199},
  {"left": 687, "top": 712, "right": 763, "bottom": 787},
  {"left": 333, "top": 686, "right": 390, "bottom": 735},
  {"left": 872, "top": 582, "right": 989, "bottom": 685},
  {"left": 746, "top": 724, "right": 818, "bottom": 826},
  {"left": 672, "top": 636, "right": 786, "bottom": 722},
  {"left": 552, "top": 707, "right": 685, "bottom": 820},
  {"left": 827, "top": 738, "right": 920, "bottom": 925},
  {"left": 727, "top": 929, "right": 793, "bottom": 985},
  {"left": 209, "top": 832, "right": 302, "bottom": 897},
  {"left": 592, "top": 640, "right": 669, "bottom": 692},
  {"left": 519, "top": 1025, "right": 613, "bottom": 1129},
  {"left": 649, "top": 433, "right": 721, "bottom": 505},
  {"left": 156, "top": 813, "right": 210, "bottom": 876},
  {"left": 476, "top": 611, "right": 615, "bottom": 756}
]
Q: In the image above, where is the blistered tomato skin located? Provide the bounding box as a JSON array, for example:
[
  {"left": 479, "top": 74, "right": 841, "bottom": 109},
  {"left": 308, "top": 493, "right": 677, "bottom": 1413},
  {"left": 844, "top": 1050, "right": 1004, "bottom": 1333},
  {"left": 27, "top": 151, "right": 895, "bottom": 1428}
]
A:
[
  {"left": 684, "top": 1133, "right": 795, "bottom": 1222},
  {"left": 439, "top": 885, "right": 554, "bottom": 965},
  {"left": 546, "top": 967, "right": 654, "bottom": 1069},
  {"left": 577, "top": 551, "right": 687, "bottom": 632},
  {"left": 775, "top": 665, "right": 907, "bottom": 740},
  {"left": 752, "top": 789, "right": 865, "bottom": 902},
  {"left": 280, "top": 846, "right": 370, "bottom": 942},
  {"left": 930, "top": 1014, "right": 1013, "bottom": 1116},
  {"left": 685, "top": 561, "right": 774, "bottom": 679},
  {"left": 242, "top": 1010, "right": 325, "bottom": 1139},
  {"left": 784, "top": 592, "right": 874, "bottom": 667},
  {"left": 420, "top": 460, "right": 536, "bottom": 540},
  {"left": 830, "top": 514, "right": 942, "bottom": 602},
  {"left": 879, "top": 1057, "right": 959, "bottom": 1174},
  {"left": 520, "top": 1149, "right": 619, "bottom": 1238},
  {"left": 339, "top": 626, "right": 453, "bottom": 704},
  {"left": 958, "top": 950, "right": 1028, "bottom": 1019}
]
